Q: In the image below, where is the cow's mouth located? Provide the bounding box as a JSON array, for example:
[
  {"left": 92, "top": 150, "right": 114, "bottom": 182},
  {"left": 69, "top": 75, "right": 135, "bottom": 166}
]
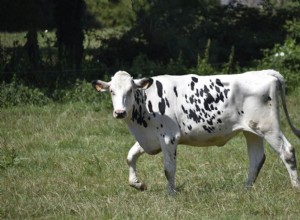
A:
[{"left": 113, "top": 110, "right": 127, "bottom": 119}]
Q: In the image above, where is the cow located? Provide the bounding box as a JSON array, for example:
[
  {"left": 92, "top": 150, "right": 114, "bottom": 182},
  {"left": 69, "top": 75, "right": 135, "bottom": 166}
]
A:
[{"left": 92, "top": 69, "right": 300, "bottom": 194}]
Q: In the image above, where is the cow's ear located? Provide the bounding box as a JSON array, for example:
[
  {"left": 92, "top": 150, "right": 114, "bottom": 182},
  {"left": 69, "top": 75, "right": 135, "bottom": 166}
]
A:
[
  {"left": 92, "top": 80, "right": 110, "bottom": 92},
  {"left": 134, "top": 78, "right": 153, "bottom": 90}
]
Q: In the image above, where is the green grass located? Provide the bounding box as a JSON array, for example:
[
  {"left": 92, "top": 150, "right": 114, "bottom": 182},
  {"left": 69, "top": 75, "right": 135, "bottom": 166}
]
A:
[{"left": 1, "top": 94, "right": 300, "bottom": 219}]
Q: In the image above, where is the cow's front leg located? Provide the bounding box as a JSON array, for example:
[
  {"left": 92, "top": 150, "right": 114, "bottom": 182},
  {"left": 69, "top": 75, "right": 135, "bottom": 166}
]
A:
[
  {"left": 161, "top": 138, "right": 177, "bottom": 195},
  {"left": 127, "top": 142, "right": 147, "bottom": 191}
]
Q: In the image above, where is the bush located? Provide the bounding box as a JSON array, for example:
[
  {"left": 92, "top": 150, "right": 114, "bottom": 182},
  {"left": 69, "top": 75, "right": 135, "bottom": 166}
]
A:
[
  {"left": 258, "top": 20, "right": 300, "bottom": 91},
  {"left": 0, "top": 77, "right": 50, "bottom": 108},
  {"left": 0, "top": 76, "right": 113, "bottom": 109},
  {"left": 0, "top": 145, "right": 19, "bottom": 170},
  {"left": 53, "top": 79, "right": 112, "bottom": 110},
  {"left": 129, "top": 54, "right": 161, "bottom": 77}
]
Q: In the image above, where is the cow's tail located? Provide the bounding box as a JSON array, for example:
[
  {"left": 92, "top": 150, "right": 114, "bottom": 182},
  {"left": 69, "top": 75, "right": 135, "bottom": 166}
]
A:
[{"left": 267, "top": 69, "right": 300, "bottom": 138}]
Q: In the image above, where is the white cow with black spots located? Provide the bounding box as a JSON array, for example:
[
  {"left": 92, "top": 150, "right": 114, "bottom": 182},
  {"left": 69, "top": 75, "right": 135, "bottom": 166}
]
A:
[{"left": 92, "top": 69, "right": 300, "bottom": 194}]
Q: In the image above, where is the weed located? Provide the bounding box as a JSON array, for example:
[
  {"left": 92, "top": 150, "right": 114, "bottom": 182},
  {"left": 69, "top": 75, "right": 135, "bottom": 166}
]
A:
[
  {"left": 0, "top": 143, "right": 18, "bottom": 169},
  {"left": 0, "top": 77, "right": 50, "bottom": 108}
]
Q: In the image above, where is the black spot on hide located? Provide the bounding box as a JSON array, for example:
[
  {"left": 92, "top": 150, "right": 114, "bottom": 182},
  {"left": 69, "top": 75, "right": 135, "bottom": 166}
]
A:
[
  {"left": 179, "top": 77, "right": 231, "bottom": 134},
  {"left": 189, "top": 95, "right": 194, "bottom": 104},
  {"left": 191, "top": 77, "right": 198, "bottom": 83},
  {"left": 203, "top": 125, "right": 212, "bottom": 133},
  {"left": 204, "top": 93, "right": 214, "bottom": 111},
  {"left": 285, "top": 148, "right": 297, "bottom": 170},
  {"left": 224, "top": 89, "right": 230, "bottom": 98},
  {"left": 155, "top": 80, "right": 169, "bottom": 115},
  {"left": 165, "top": 98, "right": 170, "bottom": 107},
  {"left": 181, "top": 105, "right": 188, "bottom": 114},
  {"left": 156, "top": 80, "right": 163, "bottom": 98},
  {"left": 191, "top": 81, "right": 195, "bottom": 91},
  {"left": 159, "top": 98, "right": 166, "bottom": 115},
  {"left": 173, "top": 87, "right": 178, "bottom": 97},
  {"left": 131, "top": 105, "right": 148, "bottom": 128},
  {"left": 216, "top": 79, "right": 224, "bottom": 87},
  {"left": 195, "top": 89, "right": 200, "bottom": 97},
  {"left": 204, "top": 85, "right": 210, "bottom": 93},
  {"left": 148, "top": 101, "right": 153, "bottom": 113}
]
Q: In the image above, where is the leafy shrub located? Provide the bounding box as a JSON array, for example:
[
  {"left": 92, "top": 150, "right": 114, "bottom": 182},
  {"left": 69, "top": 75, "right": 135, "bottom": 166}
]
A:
[
  {"left": 0, "top": 77, "right": 50, "bottom": 108},
  {"left": 164, "top": 53, "right": 189, "bottom": 75},
  {"left": 53, "top": 79, "right": 112, "bottom": 109},
  {"left": 190, "top": 39, "right": 215, "bottom": 75},
  {"left": 285, "top": 19, "right": 300, "bottom": 41},
  {"left": 129, "top": 53, "right": 189, "bottom": 77},
  {"left": 258, "top": 20, "right": 300, "bottom": 91},
  {"left": 129, "top": 54, "right": 161, "bottom": 77},
  {"left": 0, "top": 145, "right": 19, "bottom": 170},
  {"left": 0, "top": 76, "right": 113, "bottom": 109}
]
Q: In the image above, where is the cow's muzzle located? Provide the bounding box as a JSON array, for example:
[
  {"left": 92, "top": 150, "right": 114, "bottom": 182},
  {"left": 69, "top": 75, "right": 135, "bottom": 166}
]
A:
[{"left": 114, "top": 109, "right": 127, "bottom": 119}]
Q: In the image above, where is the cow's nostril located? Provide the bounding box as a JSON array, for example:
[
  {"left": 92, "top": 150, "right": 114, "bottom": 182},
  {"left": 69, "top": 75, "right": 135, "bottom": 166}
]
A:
[{"left": 114, "top": 110, "right": 127, "bottom": 118}]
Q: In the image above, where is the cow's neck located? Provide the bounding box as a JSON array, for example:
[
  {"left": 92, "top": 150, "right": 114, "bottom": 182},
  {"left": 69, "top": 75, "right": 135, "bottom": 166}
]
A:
[{"left": 126, "top": 89, "right": 151, "bottom": 129}]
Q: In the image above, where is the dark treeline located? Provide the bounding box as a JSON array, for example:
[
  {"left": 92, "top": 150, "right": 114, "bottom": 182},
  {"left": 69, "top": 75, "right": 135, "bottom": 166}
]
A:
[
  {"left": 102, "top": 1, "right": 298, "bottom": 67},
  {"left": 0, "top": 0, "right": 91, "bottom": 87},
  {"left": 0, "top": 0, "right": 299, "bottom": 88}
]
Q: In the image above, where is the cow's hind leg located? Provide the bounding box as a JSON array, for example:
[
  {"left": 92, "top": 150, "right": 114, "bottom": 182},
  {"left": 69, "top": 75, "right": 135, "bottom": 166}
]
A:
[
  {"left": 244, "top": 132, "right": 266, "bottom": 188},
  {"left": 127, "top": 142, "right": 147, "bottom": 191},
  {"left": 264, "top": 132, "right": 300, "bottom": 187}
]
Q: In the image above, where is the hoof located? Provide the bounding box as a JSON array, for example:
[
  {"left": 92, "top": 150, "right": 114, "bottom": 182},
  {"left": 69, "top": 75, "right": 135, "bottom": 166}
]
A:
[
  {"left": 244, "top": 180, "right": 254, "bottom": 190},
  {"left": 168, "top": 189, "right": 177, "bottom": 196},
  {"left": 292, "top": 180, "right": 300, "bottom": 188},
  {"left": 129, "top": 181, "right": 147, "bottom": 191},
  {"left": 244, "top": 184, "right": 253, "bottom": 190}
]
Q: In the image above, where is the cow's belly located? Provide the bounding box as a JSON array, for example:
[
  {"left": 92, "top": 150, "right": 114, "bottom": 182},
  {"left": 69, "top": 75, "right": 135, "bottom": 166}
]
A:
[{"left": 179, "top": 129, "right": 241, "bottom": 147}]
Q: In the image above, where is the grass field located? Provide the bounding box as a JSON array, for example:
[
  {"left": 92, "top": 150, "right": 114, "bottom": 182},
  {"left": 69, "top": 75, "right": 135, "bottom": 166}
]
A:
[{"left": 1, "top": 92, "right": 300, "bottom": 219}]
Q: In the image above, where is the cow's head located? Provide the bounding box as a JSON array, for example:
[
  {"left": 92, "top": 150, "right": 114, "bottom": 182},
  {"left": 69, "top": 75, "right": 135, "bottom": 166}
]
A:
[{"left": 92, "top": 71, "right": 153, "bottom": 119}]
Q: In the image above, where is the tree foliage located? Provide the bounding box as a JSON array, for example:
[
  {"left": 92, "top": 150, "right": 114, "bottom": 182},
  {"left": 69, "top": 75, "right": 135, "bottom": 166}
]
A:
[
  {"left": 54, "top": 0, "right": 86, "bottom": 72},
  {"left": 0, "top": 0, "right": 300, "bottom": 90},
  {"left": 0, "top": 0, "right": 55, "bottom": 32},
  {"left": 98, "top": 0, "right": 300, "bottom": 69}
]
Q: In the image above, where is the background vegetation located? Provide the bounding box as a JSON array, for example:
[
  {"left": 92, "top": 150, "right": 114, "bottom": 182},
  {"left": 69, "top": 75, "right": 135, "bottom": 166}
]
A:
[
  {"left": 1, "top": 0, "right": 300, "bottom": 219},
  {"left": 0, "top": 0, "right": 300, "bottom": 95}
]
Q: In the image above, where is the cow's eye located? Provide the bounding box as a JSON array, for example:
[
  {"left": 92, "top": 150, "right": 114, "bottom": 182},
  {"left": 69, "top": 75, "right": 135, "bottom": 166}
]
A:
[{"left": 110, "top": 90, "right": 115, "bottom": 96}]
